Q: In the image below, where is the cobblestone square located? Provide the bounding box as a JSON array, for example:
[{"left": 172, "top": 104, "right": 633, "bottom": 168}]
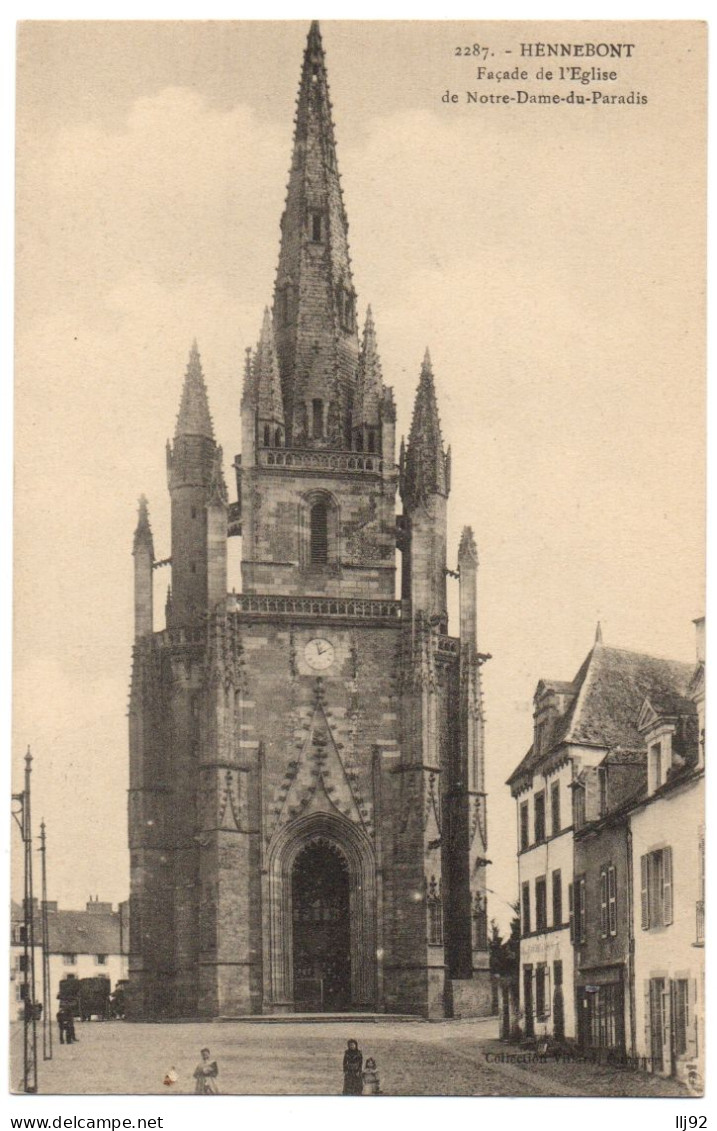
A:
[{"left": 11, "top": 1019, "right": 688, "bottom": 1098}]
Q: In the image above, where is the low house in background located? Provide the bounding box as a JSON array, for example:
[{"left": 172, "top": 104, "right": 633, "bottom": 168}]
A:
[{"left": 10, "top": 897, "right": 129, "bottom": 1018}]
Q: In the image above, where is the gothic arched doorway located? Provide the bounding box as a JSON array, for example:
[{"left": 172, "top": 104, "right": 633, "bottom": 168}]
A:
[
  {"left": 266, "top": 811, "right": 378, "bottom": 1013},
  {"left": 291, "top": 840, "right": 351, "bottom": 1011}
]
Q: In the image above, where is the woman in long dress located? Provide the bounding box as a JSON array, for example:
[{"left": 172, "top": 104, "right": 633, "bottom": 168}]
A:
[
  {"left": 193, "top": 1047, "right": 219, "bottom": 1094},
  {"left": 342, "top": 1039, "right": 363, "bottom": 1095}
]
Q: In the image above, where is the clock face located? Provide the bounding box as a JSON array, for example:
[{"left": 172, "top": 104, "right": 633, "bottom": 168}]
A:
[{"left": 304, "top": 638, "right": 335, "bottom": 671}]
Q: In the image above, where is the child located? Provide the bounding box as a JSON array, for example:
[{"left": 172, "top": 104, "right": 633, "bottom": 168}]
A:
[
  {"left": 362, "top": 1056, "right": 380, "bottom": 1095},
  {"left": 193, "top": 1047, "right": 219, "bottom": 1094}
]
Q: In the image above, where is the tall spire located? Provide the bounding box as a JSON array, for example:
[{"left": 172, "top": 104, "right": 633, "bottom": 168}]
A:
[
  {"left": 272, "top": 21, "right": 359, "bottom": 445},
  {"left": 401, "top": 350, "right": 450, "bottom": 509},
  {"left": 252, "top": 308, "right": 285, "bottom": 426},
  {"left": 354, "top": 306, "right": 383, "bottom": 427},
  {"left": 175, "top": 340, "right": 214, "bottom": 440}
]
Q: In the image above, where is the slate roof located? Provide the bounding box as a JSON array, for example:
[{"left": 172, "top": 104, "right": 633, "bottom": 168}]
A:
[
  {"left": 11, "top": 903, "right": 124, "bottom": 955},
  {"left": 47, "top": 911, "right": 121, "bottom": 956},
  {"left": 507, "top": 643, "right": 696, "bottom": 789}
]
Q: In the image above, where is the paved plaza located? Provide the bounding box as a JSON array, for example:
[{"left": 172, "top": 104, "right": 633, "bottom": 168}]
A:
[{"left": 11, "top": 1018, "right": 688, "bottom": 1097}]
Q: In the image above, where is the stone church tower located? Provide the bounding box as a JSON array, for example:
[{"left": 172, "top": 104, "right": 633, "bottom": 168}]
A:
[{"left": 128, "top": 22, "right": 490, "bottom": 1019}]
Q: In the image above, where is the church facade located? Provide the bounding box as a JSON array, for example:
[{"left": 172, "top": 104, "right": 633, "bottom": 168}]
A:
[{"left": 128, "top": 22, "right": 490, "bottom": 1019}]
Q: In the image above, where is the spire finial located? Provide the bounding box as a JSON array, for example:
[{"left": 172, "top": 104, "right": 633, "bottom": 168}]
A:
[
  {"left": 175, "top": 341, "right": 214, "bottom": 440},
  {"left": 251, "top": 308, "right": 284, "bottom": 425},
  {"left": 458, "top": 526, "right": 478, "bottom": 566},
  {"left": 354, "top": 306, "right": 383, "bottom": 428},
  {"left": 595, "top": 621, "right": 603, "bottom": 644},
  {"left": 133, "top": 494, "right": 154, "bottom": 554},
  {"left": 401, "top": 352, "right": 449, "bottom": 508}
]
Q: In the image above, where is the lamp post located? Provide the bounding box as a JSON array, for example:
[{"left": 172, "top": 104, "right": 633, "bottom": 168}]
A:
[
  {"left": 40, "top": 820, "right": 52, "bottom": 1060},
  {"left": 11, "top": 747, "right": 38, "bottom": 1093}
]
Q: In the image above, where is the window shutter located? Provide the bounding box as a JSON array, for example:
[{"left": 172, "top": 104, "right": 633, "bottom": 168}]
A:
[
  {"left": 608, "top": 865, "right": 617, "bottom": 936},
  {"left": 568, "top": 883, "right": 574, "bottom": 944},
  {"left": 663, "top": 847, "right": 673, "bottom": 926},
  {"left": 579, "top": 878, "right": 587, "bottom": 942},
  {"left": 686, "top": 978, "right": 699, "bottom": 1060},
  {"left": 662, "top": 982, "right": 672, "bottom": 1060},
  {"left": 600, "top": 869, "right": 608, "bottom": 938},
  {"left": 644, "top": 982, "right": 651, "bottom": 1061},
  {"left": 640, "top": 854, "right": 650, "bottom": 930}
]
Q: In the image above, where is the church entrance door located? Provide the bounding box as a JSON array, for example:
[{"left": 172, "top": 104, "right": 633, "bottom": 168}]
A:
[{"left": 291, "top": 839, "right": 351, "bottom": 1012}]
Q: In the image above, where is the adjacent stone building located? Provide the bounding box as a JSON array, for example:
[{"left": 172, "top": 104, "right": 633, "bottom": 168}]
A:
[
  {"left": 508, "top": 624, "right": 704, "bottom": 1083},
  {"left": 128, "top": 23, "right": 490, "bottom": 1019},
  {"left": 629, "top": 619, "right": 704, "bottom": 1085}
]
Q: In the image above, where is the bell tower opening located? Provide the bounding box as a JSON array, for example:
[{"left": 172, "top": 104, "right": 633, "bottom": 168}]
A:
[
  {"left": 309, "top": 500, "right": 329, "bottom": 563},
  {"left": 291, "top": 839, "right": 351, "bottom": 1012}
]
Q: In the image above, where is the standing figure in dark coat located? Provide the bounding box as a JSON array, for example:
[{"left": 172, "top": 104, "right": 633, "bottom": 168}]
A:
[
  {"left": 64, "top": 1008, "right": 78, "bottom": 1044},
  {"left": 342, "top": 1039, "right": 363, "bottom": 1095}
]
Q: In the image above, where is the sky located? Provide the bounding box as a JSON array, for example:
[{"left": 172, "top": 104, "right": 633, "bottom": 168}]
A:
[{"left": 12, "top": 20, "right": 705, "bottom": 931}]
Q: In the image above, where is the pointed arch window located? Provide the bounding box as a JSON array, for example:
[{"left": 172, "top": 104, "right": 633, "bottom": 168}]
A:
[
  {"left": 310, "top": 502, "right": 328, "bottom": 564},
  {"left": 338, "top": 288, "right": 355, "bottom": 332},
  {"left": 301, "top": 490, "right": 339, "bottom": 571},
  {"left": 312, "top": 399, "right": 324, "bottom": 439}
]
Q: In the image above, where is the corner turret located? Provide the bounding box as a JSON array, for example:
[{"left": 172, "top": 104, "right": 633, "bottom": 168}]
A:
[
  {"left": 166, "top": 342, "right": 225, "bottom": 625},
  {"left": 400, "top": 350, "right": 450, "bottom": 624}
]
